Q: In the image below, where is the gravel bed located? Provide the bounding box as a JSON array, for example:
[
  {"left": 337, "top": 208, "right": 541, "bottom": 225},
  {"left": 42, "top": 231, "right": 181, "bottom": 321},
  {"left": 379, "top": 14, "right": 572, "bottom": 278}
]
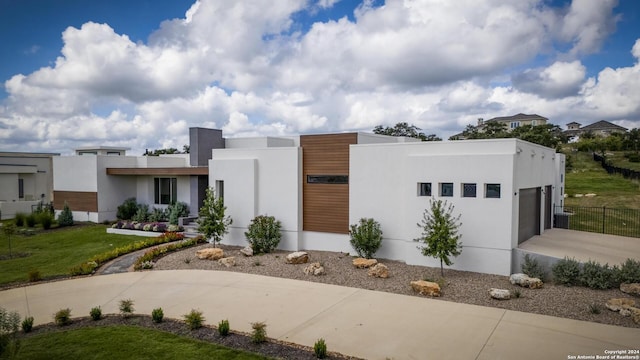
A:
[{"left": 153, "top": 244, "right": 640, "bottom": 329}]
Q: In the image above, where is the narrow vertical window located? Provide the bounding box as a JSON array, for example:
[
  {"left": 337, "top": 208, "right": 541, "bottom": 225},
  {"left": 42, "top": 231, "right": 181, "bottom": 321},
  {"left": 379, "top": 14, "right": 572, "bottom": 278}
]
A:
[
  {"left": 18, "top": 178, "right": 24, "bottom": 199},
  {"left": 216, "top": 180, "right": 224, "bottom": 201}
]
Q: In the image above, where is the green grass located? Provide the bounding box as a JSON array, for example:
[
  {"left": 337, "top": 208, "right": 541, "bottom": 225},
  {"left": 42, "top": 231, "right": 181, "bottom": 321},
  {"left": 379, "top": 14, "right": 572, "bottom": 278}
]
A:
[
  {"left": 14, "top": 325, "right": 272, "bottom": 360},
  {"left": 604, "top": 151, "right": 640, "bottom": 172},
  {"left": 0, "top": 224, "right": 142, "bottom": 285}
]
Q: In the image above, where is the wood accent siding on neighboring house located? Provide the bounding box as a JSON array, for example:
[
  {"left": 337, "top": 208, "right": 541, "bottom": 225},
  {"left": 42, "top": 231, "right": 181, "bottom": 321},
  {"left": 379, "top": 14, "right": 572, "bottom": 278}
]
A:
[
  {"left": 53, "top": 191, "right": 98, "bottom": 212},
  {"left": 301, "top": 133, "right": 357, "bottom": 234},
  {"left": 106, "top": 167, "right": 209, "bottom": 176}
]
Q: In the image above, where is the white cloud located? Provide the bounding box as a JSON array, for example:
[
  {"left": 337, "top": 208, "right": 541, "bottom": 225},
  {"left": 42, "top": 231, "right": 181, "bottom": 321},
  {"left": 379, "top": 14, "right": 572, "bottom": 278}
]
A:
[
  {"left": 512, "top": 61, "right": 586, "bottom": 98},
  {"left": 558, "top": 0, "right": 620, "bottom": 57}
]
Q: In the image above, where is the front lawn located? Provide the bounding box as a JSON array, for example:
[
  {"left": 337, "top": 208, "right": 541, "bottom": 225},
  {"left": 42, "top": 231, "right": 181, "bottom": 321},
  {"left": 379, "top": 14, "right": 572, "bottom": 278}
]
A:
[{"left": 0, "top": 224, "right": 142, "bottom": 286}]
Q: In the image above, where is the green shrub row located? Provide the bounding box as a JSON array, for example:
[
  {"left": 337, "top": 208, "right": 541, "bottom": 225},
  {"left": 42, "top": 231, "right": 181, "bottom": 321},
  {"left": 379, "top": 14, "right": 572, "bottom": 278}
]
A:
[
  {"left": 69, "top": 232, "right": 186, "bottom": 276},
  {"left": 14, "top": 212, "right": 55, "bottom": 229},
  {"left": 117, "top": 197, "right": 189, "bottom": 225},
  {"left": 133, "top": 236, "right": 207, "bottom": 271},
  {"left": 552, "top": 257, "right": 640, "bottom": 289}
]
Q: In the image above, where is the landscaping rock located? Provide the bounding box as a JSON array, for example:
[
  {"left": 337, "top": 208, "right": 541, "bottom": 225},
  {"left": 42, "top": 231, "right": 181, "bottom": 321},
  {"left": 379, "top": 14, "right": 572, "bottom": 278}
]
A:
[
  {"left": 489, "top": 288, "right": 511, "bottom": 300},
  {"left": 240, "top": 246, "right": 254, "bottom": 257},
  {"left": 410, "top": 280, "right": 441, "bottom": 297},
  {"left": 218, "top": 257, "right": 236, "bottom": 268},
  {"left": 286, "top": 251, "right": 309, "bottom": 264},
  {"left": 605, "top": 298, "right": 636, "bottom": 312},
  {"left": 196, "top": 248, "right": 225, "bottom": 260},
  {"left": 509, "top": 273, "right": 543, "bottom": 289},
  {"left": 632, "top": 308, "right": 640, "bottom": 324},
  {"left": 620, "top": 283, "right": 640, "bottom": 296},
  {"left": 584, "top": 193, "right": 597, "bottom": 197},
  {"left": 303, "top": 262, "right": 325, "bottom": 276},
  {"left": 353, "top": 258, "right": 378, "bottom": 269},
  {"left": 368, "top": 263, "right": 389, "bottom": 278}
]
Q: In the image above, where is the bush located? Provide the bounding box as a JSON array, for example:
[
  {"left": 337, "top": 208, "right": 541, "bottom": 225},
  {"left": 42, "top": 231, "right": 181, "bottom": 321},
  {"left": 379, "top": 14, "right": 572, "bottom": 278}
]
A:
[
  {"left": 168, "top": 202, "right": 189, "bottom": 225},
  {"left": 37, "top": 212, "right": 54, "bottom": 230},
  {"left": 580, "top": 260, "right": 615, "bottom": 289},
  {"left": 119, "top": 299, "right": 135, "bottom": 318},
  {"left": 617, "top": 258, "right": 640, "bottom": 284},
  {"left": 628, "top": 153, "right": 640, "bottom": 163},
  {"left": 58, "top": 201, "right": 73, "bottom": 227},
  {"left": 250, "top": 322, "right": 267, "bottom": 343},
  {"left": 218, "top": 319, "right": 230, "bottom": 336},
  {"left": 521, "top": 254, "right": 545, "bottom": 281},
  {"left": 552, "top": 257, "right": 581, "bottom": 286},
  {"left": 184, "top": 310, "right": 204, "bottom": 330},
  {"left": 54, "top": 308, "right": 72, "bottom": 326},
  {"left": 28, "top": 269, "right": 41, "bottom": 282},
  {"left": 314, "top": 338, "right": 327, "bottom": 359},
  {"left": 148, "top": 208, "right": 167, "bottom": 222},
  {"left": 25, "top": 214, "right": 36, "bottom": 227},
  {"left": 132, "top": 204, "right": 150, "bottom": 223},
  {"left": 151, "top": 308, "right": 164, "bottom": 323},
  {"left": 349, "top": 218, "right": 383, "bottom": 259},
  {"left": 1, "top": 307, "right": 21, "bottom": 356},
  {"left": 14, "top": 213, "right": 26, "bottom": 227},
  {"left": 245, "top": 215, "right": 282, "bottom": 254},
  {"left": 117, "top": 198, "right": 138, "bottom": 220},
  {"left": 21, "top": 316, "right": 33, "bottom": 333},
  {"left": 90, "top": 306, "right": 102, "bottom": 321}
]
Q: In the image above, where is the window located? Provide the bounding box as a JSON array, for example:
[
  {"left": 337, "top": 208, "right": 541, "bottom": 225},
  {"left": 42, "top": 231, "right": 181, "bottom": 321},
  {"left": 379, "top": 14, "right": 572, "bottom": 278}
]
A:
[
  {"left": 560, "top": 174, "right": 564, "bottom": 183},
  {"left": 107, "top": 151, "right": 121, "bottom": 156},
  {"left": 462, "top": 183, "right": 476, "bottom": 198},
  {"left": 18, "top": 178, "right": 24, "bottom": 199},
  {"left": 78, "top": 151, "right": 97, "bottom": 155},
  {"left": 510, "top": 121, "right": 520, "bottom": 129},
  {"left": 216, "top": 180, "right": 224, "bottom": 200},
  {"left": 306, "top": 175, "right": 348, "bottom": 184},
  {"left": 531, "top": 120, "right": 537, "bottom": 126},
  {"left": 485, "top": 184, "right": 501, "bottom": 198},
  {"left": 418, "top": 183, "right": 431, "bottom": 196},
  {"left": 154, "top": 177, "right": 177, "bottom": 204},
  {"left": 440, "top": 183, "right": 453, "bottom": 197}
]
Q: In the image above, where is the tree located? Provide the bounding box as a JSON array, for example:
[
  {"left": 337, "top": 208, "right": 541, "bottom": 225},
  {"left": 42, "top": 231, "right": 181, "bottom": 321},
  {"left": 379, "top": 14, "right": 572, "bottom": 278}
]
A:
[
  {"left": 197, "top": 187, "right": 232, "bottom": 247},
  {"left": 2, "top": 222, "right": 16, "bottom": 258},
  {"left": 511, "top": 124, "right": 567, "bottom": 149},
  {"left": 373, "top": 122, "right": 441, "bottom": 141},
  {"left": 57, "top": 201, "right": 74, "bottom": 227},
  {"left": 143, "top": 145, "right": 190, "bottom": 156},
  {"left": 414, "top": 198, "right": 462, "bottom": 276}
]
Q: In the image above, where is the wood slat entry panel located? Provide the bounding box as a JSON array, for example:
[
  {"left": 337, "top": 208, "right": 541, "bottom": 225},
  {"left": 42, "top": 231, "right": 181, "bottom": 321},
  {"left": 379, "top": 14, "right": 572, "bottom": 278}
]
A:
[
  {"left": 301, "top": 133, "right": 357, "bottom": 234},
  {"left": 53, "top": 191, "right": 98, "bottom": 212}
]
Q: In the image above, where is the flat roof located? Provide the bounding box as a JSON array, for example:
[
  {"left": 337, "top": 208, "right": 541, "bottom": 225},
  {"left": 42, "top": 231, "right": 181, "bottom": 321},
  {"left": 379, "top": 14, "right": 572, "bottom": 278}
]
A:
[{"left": 106, "top": 167, "right": 208, "bottom": 176}]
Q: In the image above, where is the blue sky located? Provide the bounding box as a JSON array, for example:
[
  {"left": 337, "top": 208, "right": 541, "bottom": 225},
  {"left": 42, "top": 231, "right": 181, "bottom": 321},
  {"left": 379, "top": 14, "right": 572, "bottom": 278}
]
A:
[{"left": 1, "top": 0, "right": 639, "bottom": 154}]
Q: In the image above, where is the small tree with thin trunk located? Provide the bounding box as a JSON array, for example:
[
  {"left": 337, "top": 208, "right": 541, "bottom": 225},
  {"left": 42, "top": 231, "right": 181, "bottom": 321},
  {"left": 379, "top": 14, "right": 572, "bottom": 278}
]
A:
[
  {"left": 2, "top": 222, "right": 17, "bottom": 259},
  {"left": 197, "top": 187, "right": 232, "bottom": 247},
  {"left": 414, "top": 198, "right": 462, "bottom": 276}
]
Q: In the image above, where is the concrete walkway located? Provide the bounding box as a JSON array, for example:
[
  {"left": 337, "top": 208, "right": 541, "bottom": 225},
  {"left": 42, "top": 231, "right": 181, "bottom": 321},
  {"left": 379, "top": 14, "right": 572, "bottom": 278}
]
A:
[{"left": 1, "top": 270, "right": 638, "bottom": 360}]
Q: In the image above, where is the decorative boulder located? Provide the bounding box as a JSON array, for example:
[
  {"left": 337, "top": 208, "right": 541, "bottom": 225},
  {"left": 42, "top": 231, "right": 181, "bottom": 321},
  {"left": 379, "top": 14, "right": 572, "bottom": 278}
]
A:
[
  {"left": 196, "top": 248, "right": 225, "bottom": 260},
  {"left": 509, "top": 273, "right": 543, "bottom": 289},
  {"left": 240, "top": 246, "right": 254, "bottom": 257},
  {"left": 353, "top": 258, "right": 378, "bottom": 269},
  {"left": 218, "top": 257, "right": 236, "bottom": 268},
  {"left": 286, "top": 251, "right": 309, "bottom": 264},
  {"left": 368, "top": 263, "right": 389, "bottom": 278},
  {"left": 620, "top": 283, "right": 640, "bottom": 296},
  {"left": 489, "top": 288, "right": 511, "bottom": 300},
  {"left": 303, "top": 262, "right": 325, "bottom": 276},
  {"left": 410, "top": 280, "right": 441, "bottom": 297},
  {"left": 605, "top": 298, "right": 636, "bottom": 312}
]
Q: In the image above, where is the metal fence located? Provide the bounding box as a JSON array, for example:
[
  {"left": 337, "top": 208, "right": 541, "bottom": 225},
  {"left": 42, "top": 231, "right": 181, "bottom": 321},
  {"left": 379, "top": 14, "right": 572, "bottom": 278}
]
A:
[
  {"left": 554, "top": 206, "right": 640, "bottom": 238},
  {"left": 593, "top": 153, "right": 640, "bottom": 181}
]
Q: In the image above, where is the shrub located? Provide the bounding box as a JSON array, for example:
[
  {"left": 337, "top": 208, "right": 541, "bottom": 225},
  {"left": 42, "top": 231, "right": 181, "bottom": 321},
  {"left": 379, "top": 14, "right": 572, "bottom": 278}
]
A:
[
  {"left": 151, "top": 308, "right": 164, "bottom": 323},
  {"left": 132, "top": 204, "right": 150, "bottom": 223},
  {"left": 218, "top": 319, "right": 230, "bottom": 336},
  {"left": 580, "top": 260, "right": 615, "bottom": 289},
  {"left": 90, "top": 306, "right": 102, "bottom": 321},
  {"left": 314, "top": 338, "right": 327, "bottom": 359},
  {"left": 54, "top": 308, "right": 72, "bottom": 326},
  {"left": 168, "top": 202, "right": 190, "bottom": 225},
  {"left": 25, "top": 214, "right": 36, "bottom": 227},
  {"left": 628, "top": 153, "right": 640, "bottom": 163},
  {"left": 552, "top": 257, "right": 581, "bottom": 286},
  {"left": 184, "top": 310, "right": 204, "bottom": 330},
  {"left": 153, "top": 223, "right": 167, "bottom": 233},
  {"left": 28, "top": 269, "right": 41, "bottom": 282},
  {"left": 1, "top": 307, "right": 21, "bottom": 356},
  {"left": 117, "top": 198, "right": 138, "bottom": 220},
  {"left": 512, "top": 288, "right": 522, "bottom": 298},
  {"left": 588, "top": 303, "right": 601, "bottom": 314},
  {"left": 69, "top": 261, "right": 98, "bottom": 276},
  {"left": 21, "top": 316, "right": 33, "bottom": 333},
  {"left": 245, "top": 215, "right": 282, "bottom": 254},
  {"left": 250, "top": 322, "right": 267, "bottom": 343},
  {"left": 119, "top": 299, "right": 135, "bottom": 318},
  {"left": 617, "top": 258, "right": 640, "bottom": 284},
  {"left": 57, "top": 202, "right": 74, "bottom": 227},
  {"left": 14, "top": 213, "right": 26, "bottom": 227},
  {"left": 521, "top": 254, "right": 546, "bottom": 281},
  {"left": 148, "top": 208, "right": 167, "bottom": 222},
  {"left": 349, "top": 218, "right": 383, "bottom": 259},
  {"left": 37, "top": 212, "right": 54, "bottom": 230}
]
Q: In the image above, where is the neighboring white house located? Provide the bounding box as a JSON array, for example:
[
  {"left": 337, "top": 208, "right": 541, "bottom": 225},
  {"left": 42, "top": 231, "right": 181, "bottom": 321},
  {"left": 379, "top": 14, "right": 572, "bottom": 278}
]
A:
[
  {"left": 0, "top": 151, "right": 59, "bottom": 219},
  {"left": 210, "top": 132, "right": 565, "bottom": 276}
]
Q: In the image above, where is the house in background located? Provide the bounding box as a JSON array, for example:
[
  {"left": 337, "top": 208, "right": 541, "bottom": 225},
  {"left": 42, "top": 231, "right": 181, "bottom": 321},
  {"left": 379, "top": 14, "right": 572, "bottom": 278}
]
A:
[
  {"left": 52, "top": 128, "right": 221, "bottom": 222},
  {"left": 563, "top": 120, "right": 628, "bottom": 141},
  {"left": 452, "top": 113, "right": 548, "bottom": 139},
  {"left": 0, "top": 151, "right": 59, "bottom": 219}
]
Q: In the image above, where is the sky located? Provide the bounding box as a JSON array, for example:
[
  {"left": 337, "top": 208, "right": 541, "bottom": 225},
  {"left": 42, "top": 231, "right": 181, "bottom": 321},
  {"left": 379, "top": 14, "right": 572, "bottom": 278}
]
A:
[{"left": 1, "top": 0, "right": 639, "bottom": 155}]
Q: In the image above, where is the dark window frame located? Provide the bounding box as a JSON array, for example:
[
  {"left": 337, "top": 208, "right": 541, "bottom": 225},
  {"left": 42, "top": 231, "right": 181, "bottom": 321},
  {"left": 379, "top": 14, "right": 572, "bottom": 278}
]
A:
[
  {"left": 485, "top": 183, "right": 501, "bottom": 198},
  {"left": 418, "top": 182, "right": 432, "bottom": 196},
  {"left": 154, "top": 177, "right": 177, "bottom": 205},
  {"left": 462, "top": 183, "right": 476, "bottom": 198},
  {"left": 306, "top": 175, "right": 349, "bottom": 184},
  {"left": 440, "top": 183, "right": 454, "bottom": 197}
]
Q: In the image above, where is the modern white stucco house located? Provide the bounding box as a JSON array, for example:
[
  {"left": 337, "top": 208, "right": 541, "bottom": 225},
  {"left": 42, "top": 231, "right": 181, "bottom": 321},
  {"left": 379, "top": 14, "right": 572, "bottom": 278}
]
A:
[{"left": 210, "top": 132, "right": 565, "bottom": 276}]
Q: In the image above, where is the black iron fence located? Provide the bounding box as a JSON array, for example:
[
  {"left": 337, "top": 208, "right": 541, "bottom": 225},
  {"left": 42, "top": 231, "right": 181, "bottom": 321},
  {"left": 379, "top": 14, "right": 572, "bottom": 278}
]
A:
[
  {"left": 593, "top": 153, "right": 640, "bottom": 181},
  {"left": 554, "top": 205, "right": 640, "bottom": 238}
]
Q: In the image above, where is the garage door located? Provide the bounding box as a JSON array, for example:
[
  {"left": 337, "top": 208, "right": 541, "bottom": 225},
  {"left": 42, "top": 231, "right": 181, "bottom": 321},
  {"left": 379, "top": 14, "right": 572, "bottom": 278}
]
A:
[{"left": 518, "top": 187, "right": 541, "bottom": 244}]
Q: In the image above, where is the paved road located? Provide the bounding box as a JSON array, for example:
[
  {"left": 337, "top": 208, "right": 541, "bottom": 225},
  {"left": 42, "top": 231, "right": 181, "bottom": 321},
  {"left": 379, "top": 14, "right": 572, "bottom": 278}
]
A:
[{"left": 1, "top": 270, "right": 638, "bottom": 359}]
